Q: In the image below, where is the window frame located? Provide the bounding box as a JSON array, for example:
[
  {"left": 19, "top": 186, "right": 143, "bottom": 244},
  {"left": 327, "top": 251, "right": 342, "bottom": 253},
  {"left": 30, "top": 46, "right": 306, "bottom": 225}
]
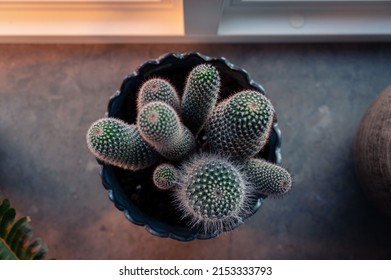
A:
[{"left": 0, "top": 0, "right": 390, "bottom": 42}]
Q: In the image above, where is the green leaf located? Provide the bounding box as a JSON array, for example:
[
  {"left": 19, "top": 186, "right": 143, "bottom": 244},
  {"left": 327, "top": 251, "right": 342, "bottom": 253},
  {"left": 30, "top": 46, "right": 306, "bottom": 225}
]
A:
[
  {"left": 0, "top": 198, "right": 49, "bottom": 260},
  {"left": 6, "top": 216, "right": 28, "bottom": 245},
  {"left": 1, "top": 208, "right": 15, "bottom": 237},
  {"left": 0, "top": 198, "right": 11, "bottom": 218},
  {"left": 0, "top": 237, "right": 17, "bottom": 260}
]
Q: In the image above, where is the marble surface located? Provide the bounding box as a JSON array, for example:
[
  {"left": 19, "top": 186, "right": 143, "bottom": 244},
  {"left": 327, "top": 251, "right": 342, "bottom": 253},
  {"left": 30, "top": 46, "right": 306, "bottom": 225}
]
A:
[{"left": 0, "top": 43, "right": 390, "bottom": 259}]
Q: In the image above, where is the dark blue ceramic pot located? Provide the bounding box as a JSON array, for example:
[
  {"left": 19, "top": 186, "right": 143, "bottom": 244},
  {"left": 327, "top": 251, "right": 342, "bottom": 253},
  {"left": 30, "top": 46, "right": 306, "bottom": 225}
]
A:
[{"left": 98, "top": 52, "right": 282, "bottom": 241}]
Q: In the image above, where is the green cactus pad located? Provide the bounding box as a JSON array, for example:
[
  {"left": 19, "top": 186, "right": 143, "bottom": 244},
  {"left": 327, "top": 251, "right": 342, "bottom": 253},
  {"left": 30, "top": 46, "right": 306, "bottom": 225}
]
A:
[
  {"left": 206, "top": 90, "right": 275, "bottom": 159},
  {"left": 86, "top": 118, "right": 160, "bottom": 170},
  {"left": 137, "top": 101, "right": 195, "bottom": 161},
  {"left": 137, "top": 78, "right": 180, "bottom": 113},
  {"left": 244, "top": 158, "right": 292, "bottom": 197},
  {"left": 153, "top": 163, "right": 178, "bottom": 190},
  {"left": 181, "top": 64, "right": 220, "bottom": 134},
  {"left": 174, "top": 153, "right": 252, "bottom": 234},
  {"left": 138, "top": 101, "right": 181, "bottom": 143},
  {"left": 158, "top": 126, "right": 196, "bottom": 161}
]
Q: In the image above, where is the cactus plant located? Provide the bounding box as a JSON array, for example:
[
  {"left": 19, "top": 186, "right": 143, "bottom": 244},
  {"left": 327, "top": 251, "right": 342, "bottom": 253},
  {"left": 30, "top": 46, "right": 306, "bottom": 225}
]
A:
[
  {"left": 137, "top": 78, "right": 180, "bottom": 113},
  {"left": 86, "top": 118, "right": 160, "bottom": 170},
  {"left": 181, "top": 64, "right": 220, "bottom": 134},
  {"left": 137, "top": 101, "right": 195, "bottom": 161},
  {"left": 174, "top": 153, "right": 252, "bottom": 234},
  {"left": 205, "top": 90, "right": 275, "bottom": 159},
  {"left": 153, "top": 163, "right": 178, "bottom": 190},
  {"left": 87, "top": 54, "right": 291, "bottom": 239},
  {"left": 244, "top": 158, "right": 292, "bottom": 197}
]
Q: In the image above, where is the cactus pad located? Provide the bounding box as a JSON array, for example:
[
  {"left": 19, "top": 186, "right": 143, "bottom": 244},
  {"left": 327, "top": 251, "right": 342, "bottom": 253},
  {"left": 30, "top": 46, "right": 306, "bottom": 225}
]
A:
[
  {"left": 244, "top": 158, "right": 292, "bottom": 197},
  {"left": 206, "top": 90, "right": 275, "bottom": 159},
  {"left": 181, "top": 64, "right": 220, "bottom": 134},
  {"left": 137, "top": 78, "right": 180, "bottom": 112},
  {"left": 174, "top": 153, "right": 252, "bottom": 234},
  {"left": 153, "top": 163, "right": 178, "bottom": 190},
  {"left": 86, "top": 118, "right": 160, "bottom": 170},
  {"left": 137, "top": 101, "right": 195, "bottom": 161}
]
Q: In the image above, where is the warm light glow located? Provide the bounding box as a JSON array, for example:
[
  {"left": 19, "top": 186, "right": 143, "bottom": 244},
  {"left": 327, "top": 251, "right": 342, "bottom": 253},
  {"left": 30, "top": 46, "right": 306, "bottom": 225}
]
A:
[
  {"left": 0, "top": 0, "right": 184, "bottom": 41},
  {"left": 1, "top": 0, "right": 161, "bottom": 2}
]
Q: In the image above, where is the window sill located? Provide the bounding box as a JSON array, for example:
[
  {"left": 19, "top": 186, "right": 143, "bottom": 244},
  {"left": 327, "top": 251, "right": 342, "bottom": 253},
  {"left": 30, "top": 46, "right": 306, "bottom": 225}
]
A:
[{"left": 0, "top": 0, "right": 390, "bottom": 43}]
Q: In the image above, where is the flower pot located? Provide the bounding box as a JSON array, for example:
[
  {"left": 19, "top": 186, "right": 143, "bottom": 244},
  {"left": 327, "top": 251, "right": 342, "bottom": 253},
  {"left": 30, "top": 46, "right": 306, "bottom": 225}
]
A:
[
  {"left": 354, "top": 85, "right": 391, "bottom": 219},
  {"left": 98, "top": 52, "right": 282, "bottom": 241}
]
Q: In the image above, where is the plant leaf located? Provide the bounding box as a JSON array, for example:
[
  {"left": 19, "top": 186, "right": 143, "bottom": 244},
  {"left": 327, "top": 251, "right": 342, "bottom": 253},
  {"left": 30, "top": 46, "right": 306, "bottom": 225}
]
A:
[
  {"left": 0, "top": 237, "right": 18, "bottom": 260},
  {"left": 0, "top": 198, "right": 49, "bottom": 260},
  {"left": 0, "top": 199, "right": 11, "bottom": 216},
  {"left": 0, "top": 208, "right": 16, "bottom": 238}
]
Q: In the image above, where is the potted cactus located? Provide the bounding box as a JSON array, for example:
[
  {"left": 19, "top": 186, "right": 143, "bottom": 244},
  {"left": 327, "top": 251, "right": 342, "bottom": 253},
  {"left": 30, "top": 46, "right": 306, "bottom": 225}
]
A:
[{"left": 86, "top": 52, "right": 292, "bottom": 241}]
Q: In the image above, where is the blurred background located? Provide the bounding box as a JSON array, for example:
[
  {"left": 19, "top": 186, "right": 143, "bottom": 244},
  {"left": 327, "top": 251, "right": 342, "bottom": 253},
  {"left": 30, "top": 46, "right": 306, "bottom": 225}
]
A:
[{"left": 0, "top": 0, "right": 391, "bottom": 259}]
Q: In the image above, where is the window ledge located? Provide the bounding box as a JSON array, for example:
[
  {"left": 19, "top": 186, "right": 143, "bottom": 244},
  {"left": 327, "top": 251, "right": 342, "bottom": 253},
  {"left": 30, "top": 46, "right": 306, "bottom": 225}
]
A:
[{"left": 0, "top": 0, "right": 390, "bottom": 43}]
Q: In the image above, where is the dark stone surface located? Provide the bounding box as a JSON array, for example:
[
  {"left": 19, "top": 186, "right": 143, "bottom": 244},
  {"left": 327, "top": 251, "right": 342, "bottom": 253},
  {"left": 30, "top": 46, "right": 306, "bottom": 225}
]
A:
[{"left": 0, "top": 43, "right": 390, "bottom": 259}]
